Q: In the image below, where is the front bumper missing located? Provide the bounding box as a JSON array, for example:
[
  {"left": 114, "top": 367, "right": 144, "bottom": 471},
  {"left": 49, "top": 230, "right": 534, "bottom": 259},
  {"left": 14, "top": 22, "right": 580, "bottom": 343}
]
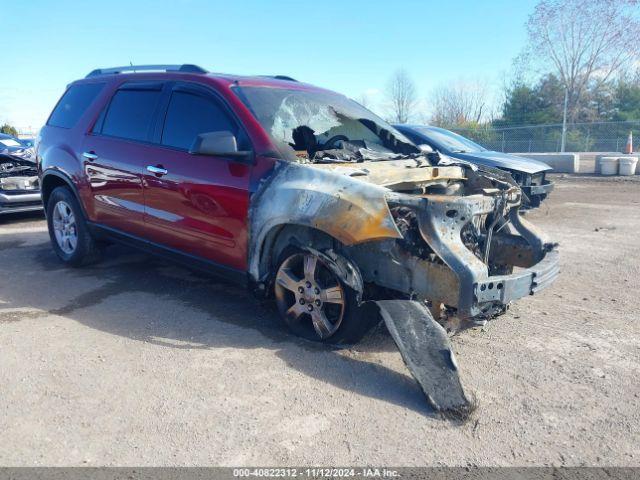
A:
[
  {"left": 416, "top": 194, "right": 558, "bottom": 319},
  {"left": 475, "top": 248, "right": 559, "bottom": 303}
]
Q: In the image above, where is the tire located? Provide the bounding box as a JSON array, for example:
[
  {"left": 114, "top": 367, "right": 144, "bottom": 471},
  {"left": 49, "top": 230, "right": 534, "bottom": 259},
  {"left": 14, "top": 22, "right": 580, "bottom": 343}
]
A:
[
  {"left": 46, "top": 186, "right": 103, "bottom": 267},
  {"left": 273, "top": 246, "right": 375, "bottom": 344}
]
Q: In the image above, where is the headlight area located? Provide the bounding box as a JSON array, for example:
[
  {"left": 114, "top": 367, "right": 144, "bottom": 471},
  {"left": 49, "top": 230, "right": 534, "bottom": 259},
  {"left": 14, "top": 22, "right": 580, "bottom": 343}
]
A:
[
  {"left": 0, "top": 176, "right": 40, "bottom": 191},
  {"left": 0, "top": 157, "right": 40, "bottom": 192},
  {"left": 0, "top": 157, "right": 43, "bottom": 214}
]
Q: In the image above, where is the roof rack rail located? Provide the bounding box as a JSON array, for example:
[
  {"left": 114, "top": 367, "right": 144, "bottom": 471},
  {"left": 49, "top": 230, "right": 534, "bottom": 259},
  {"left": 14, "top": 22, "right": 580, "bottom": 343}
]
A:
[
  {"left": 260, "top": 75, "right": 298, "bottom": 82},
  {"left": 86, "top": 64, "right": 207, "bottom": 78}
]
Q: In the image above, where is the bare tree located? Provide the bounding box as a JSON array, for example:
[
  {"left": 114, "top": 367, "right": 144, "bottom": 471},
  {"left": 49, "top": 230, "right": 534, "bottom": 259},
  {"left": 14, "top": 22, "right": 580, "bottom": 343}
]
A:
[
  {"left": 523, "top": 0, "right": 640, "bottom": 122},
  {"left": 385, "top": 69, "right": 418, "bottom": 123},
  {"left": 428, "top": 81, "right": 491, "bottom": 127}
]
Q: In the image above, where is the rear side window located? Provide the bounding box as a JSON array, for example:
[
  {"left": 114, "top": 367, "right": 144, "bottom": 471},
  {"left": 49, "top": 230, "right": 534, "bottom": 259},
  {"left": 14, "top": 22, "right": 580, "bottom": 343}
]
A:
[
  {"left": 161, "top": 91, "right": 238, "bottom": 150},
  {"left": 48, "top": 83, "right": 105, "bottom": 129},
  {"left": 101, "top": 89, "right": 162, "bottom": 142}
]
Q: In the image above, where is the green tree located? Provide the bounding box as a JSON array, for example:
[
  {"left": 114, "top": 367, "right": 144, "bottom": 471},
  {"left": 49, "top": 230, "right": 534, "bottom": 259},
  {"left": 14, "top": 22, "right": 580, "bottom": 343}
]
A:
[
  {"left": 0, "top": 123, "right": 18, "bottom": 137},
  {"left": 612, "top": 81, "right": 640, "bottom": 121},
  {"left": 495, "top": 75, "right": 563, "bottom": 126}
]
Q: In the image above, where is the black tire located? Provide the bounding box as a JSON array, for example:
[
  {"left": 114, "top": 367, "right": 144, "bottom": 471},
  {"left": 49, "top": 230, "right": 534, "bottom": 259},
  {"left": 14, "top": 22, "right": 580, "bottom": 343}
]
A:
[
  {"left": 273, "top": 246, "right": 376, "bottom": 344},
  {"left": 46, "top": 186, "right": 103, "bottom": 267}
]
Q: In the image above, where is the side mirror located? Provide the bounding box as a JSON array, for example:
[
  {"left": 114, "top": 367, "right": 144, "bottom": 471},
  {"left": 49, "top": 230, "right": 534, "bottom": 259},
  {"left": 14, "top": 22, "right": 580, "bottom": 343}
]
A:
[
  {"left": 418, "top": 144, "right": 434, "bottom": 153},
  {"left": 189, "top": 131, "right": 253, "bottom": 161}
]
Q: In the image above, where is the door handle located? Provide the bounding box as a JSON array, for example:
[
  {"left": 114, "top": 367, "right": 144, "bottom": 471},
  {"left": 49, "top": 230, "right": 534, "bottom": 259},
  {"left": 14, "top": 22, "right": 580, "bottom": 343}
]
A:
[
  {"left": 146, "top": 165, "right": 168, "bottom": 176},
  {"left": 82, "top": 151, "right": 98, "bottom": 161}
]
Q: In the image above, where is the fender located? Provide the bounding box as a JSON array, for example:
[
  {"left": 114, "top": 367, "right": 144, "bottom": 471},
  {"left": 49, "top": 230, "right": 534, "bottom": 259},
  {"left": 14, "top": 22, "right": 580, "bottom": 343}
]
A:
[
  {"left": 248, "top": 161, "right": 402, "bottom": 281},
  {"left": 40, "top": 169, "right": 90, "bottom": 217}
]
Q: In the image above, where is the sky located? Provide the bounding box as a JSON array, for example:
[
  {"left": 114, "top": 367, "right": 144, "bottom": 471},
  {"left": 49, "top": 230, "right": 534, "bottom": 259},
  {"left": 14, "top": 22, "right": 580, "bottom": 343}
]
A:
[{"left": 2, "top": 0, "right": 539, "bottom": 133}]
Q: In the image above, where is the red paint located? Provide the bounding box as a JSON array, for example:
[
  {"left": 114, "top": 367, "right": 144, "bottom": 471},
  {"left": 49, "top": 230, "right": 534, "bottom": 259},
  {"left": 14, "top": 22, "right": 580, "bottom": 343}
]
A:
[{"left": 38, "top": 72, "right": 293, "bottom": 272}]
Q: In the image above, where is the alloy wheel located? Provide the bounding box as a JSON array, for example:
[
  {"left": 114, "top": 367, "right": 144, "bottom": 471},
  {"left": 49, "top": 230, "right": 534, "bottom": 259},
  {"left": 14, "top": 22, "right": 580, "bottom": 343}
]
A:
[
  {"left": 52, "top": 200, "right": 77, "bottom": 254},
  {"left": 274, "top": 252, "right": 346, "bottom": 340}
]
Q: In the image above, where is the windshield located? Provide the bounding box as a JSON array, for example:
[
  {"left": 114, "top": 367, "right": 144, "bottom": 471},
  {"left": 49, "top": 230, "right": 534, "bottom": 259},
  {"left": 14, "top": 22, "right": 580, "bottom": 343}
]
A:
[
  {"left": 233, "top": 86, "right": 420, "bottom": 163},
  {"left": 416, "top": 127, "right": 487, "bottom": 153}
]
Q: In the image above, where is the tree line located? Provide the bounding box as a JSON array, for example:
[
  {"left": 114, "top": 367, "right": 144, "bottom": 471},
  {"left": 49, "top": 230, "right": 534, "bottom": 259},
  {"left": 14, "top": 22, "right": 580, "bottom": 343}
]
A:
[{"left": 384, "top": 0, "right": 640, "bottom": 138}]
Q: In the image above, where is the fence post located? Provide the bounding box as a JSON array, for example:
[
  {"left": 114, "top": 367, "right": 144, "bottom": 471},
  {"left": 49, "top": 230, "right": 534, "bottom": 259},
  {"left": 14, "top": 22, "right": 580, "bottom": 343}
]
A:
[
  {"left": 528, "top": 139, "right": 532, "bottom": 152},
  {"left": 501, "top": 132, "right": 505, "bottom": 152},
  {"left": 560, "top": 88, "right": 568, "bottom": 152}
]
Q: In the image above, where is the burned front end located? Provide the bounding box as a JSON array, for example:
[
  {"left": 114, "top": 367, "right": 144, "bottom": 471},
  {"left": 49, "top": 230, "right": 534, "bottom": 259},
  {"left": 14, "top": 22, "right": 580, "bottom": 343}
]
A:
[
  {"left": 0, "top": 153, "right": 42, "bottom": 215},
  {"left": 249, "top": 158, "right": 559, "bottom": 415},
  {"left": 343, "top": 161, "right": 559, "bottom": 331},
  {"left": 238, "top": 81, "right": 558, "bottom": 414}
]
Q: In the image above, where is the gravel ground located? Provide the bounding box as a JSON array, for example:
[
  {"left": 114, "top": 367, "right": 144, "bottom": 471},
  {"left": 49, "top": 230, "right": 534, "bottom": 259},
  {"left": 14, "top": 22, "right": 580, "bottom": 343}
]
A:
[{"left": 0, "top": 174, "right": 638, "bottom": 467}]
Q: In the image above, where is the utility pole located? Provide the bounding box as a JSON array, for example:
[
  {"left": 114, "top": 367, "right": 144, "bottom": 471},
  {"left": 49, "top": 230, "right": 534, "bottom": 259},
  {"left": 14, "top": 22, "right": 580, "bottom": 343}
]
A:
[{"left": 560, "top": 87, "right": 569, "bottom": 153}]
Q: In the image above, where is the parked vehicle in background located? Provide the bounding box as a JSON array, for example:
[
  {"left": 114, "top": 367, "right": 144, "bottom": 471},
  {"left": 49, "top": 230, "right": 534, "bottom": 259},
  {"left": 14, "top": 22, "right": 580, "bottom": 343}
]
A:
[
  {"left": 394, "top": 125, "right": 554, "bottom": 208},
  {"left": 0, "top": 133, "right": 36, "bottom": 162},
  {"left": 0, "top": 152, "right": 42, "bottom": 215},
  {"left": 18, "top": 137, "right": 35, "bottom": 148}
]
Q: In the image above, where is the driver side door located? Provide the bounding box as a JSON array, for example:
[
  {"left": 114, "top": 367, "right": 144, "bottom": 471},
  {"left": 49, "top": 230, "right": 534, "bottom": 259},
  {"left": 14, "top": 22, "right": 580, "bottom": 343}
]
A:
[{"left": 142, "top": 83, "right": 252, "bottom": 272}]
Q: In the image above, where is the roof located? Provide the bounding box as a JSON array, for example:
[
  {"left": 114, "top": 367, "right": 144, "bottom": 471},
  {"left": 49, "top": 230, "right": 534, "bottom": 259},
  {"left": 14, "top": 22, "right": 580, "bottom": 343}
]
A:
[{"left": 84, "top": 64, "right": 303, "bottom": 87}]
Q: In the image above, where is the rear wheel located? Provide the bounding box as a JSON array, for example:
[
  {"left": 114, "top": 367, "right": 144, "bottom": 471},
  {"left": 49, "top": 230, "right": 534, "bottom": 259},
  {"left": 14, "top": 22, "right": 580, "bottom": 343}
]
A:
[
  {"left": 274, "top": 248, "right": 371, "bottom": 344},
  {"left": 46, "top": 186, "right": 103, "bottom": 266}
]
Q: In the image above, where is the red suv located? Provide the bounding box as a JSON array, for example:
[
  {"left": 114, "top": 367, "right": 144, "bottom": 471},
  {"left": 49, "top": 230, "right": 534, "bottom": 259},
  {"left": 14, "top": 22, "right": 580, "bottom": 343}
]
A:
[{"left": 38, "top": 64, "right": 558, "bottom": 345}]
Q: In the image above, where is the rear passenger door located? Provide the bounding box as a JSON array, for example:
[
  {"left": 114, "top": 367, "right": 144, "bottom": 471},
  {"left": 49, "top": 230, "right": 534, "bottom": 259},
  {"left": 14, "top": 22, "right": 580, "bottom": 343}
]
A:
[
  {"left": 83, "top": 82, "right": 164, "bottom": 236},
  {"left": 142, "top": 83, "right": 252, "bottom": 271}
]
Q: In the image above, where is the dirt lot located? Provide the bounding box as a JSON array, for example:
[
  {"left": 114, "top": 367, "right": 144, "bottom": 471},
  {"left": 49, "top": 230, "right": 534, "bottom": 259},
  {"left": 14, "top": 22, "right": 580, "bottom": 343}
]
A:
[{"left": 0, "top": 175, "right": 639, "bottom": 467}]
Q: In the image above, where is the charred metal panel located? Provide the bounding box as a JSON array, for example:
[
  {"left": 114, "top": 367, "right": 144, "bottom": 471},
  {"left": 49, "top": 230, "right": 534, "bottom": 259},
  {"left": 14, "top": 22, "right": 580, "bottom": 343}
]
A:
[
  {"left": 375, "top": 300, "right": 472, "bottom": 416},
  {"left": 508, "top": 207, "right": 550, "bottom": 263},
  {"left": 474, "top": 249, "right": 560, "bottom": 303},
  {"left": 311, "top": 160, "right": 466, "bottom": 189},
  {"left": 416, "top": 194, "right": 495, "bottom": 318},
  {"left": 248, "top": 161, "right": 402, "bottom": 281},
  {"left": 347, "top": 240, "right": 460, "bottom": 307},
  {"left": 489, "top": 233, "right": 537, "bottom": 268}
]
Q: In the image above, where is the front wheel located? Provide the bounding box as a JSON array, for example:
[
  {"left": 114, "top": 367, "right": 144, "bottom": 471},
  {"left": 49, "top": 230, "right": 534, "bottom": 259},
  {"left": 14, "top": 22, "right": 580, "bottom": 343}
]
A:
[{"left": 274, "top": 248, "right": 372, "bottom": 344}]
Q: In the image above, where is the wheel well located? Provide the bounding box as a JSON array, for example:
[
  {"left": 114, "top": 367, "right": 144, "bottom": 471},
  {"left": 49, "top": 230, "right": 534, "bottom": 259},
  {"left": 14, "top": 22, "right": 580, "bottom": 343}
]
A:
[
  {"left": 258, "top": 224, "right": 364, "bottom": 298},
  {"left": 41, "top": 174, "right": 73, "bottom": 210},
  {"left": 260, "top": 225, "right": 335, "bottom": 280}
]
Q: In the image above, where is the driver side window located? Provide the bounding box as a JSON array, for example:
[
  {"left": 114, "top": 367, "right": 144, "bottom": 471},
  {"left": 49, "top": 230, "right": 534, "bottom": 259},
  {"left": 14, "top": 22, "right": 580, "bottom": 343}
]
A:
[{"left": 161, "top": 91, "right": 239, "bottom": 151}]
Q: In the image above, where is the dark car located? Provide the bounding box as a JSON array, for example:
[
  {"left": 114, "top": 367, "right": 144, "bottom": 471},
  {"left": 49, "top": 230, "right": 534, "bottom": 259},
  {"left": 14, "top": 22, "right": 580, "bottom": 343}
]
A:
[
  {"left": 394, "top": 125, "right": 554, "bottom": 208},
  {"left": 0, "top": 152, "right": 42, "bottom": 215},
  {"left": 0, "top": 133, "right": 35, "bottom": 161},
  {"left": 18, "top": 137, "right": 35, "bottom": 148},
  {"left": 38, "top": 64, "right": 557, "bottom": 345}
]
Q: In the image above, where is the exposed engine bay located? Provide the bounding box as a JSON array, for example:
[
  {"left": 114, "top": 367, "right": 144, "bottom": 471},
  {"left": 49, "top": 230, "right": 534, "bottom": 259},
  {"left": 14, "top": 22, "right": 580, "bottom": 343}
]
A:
[{"left": 0, "top": 154, "right": 39, "bottom": 191}]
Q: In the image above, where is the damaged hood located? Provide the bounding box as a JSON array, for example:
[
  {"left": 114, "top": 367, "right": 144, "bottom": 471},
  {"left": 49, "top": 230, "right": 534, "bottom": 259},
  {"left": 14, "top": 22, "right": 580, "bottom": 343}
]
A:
[
  {"left": 310, "top": 159, "right": 466, "bottom": 190},
  {"left": 0, "top": 154, "right": 39, "bottom": 176},
  {"left": 449, "top": 150, "right": 551, "bottom": 174}
]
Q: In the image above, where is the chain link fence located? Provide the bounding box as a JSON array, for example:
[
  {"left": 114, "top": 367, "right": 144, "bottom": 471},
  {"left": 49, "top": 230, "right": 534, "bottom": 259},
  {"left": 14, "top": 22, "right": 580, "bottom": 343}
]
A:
[{"left": 450, "top": 120, "right": 640, "bottom": 153}]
